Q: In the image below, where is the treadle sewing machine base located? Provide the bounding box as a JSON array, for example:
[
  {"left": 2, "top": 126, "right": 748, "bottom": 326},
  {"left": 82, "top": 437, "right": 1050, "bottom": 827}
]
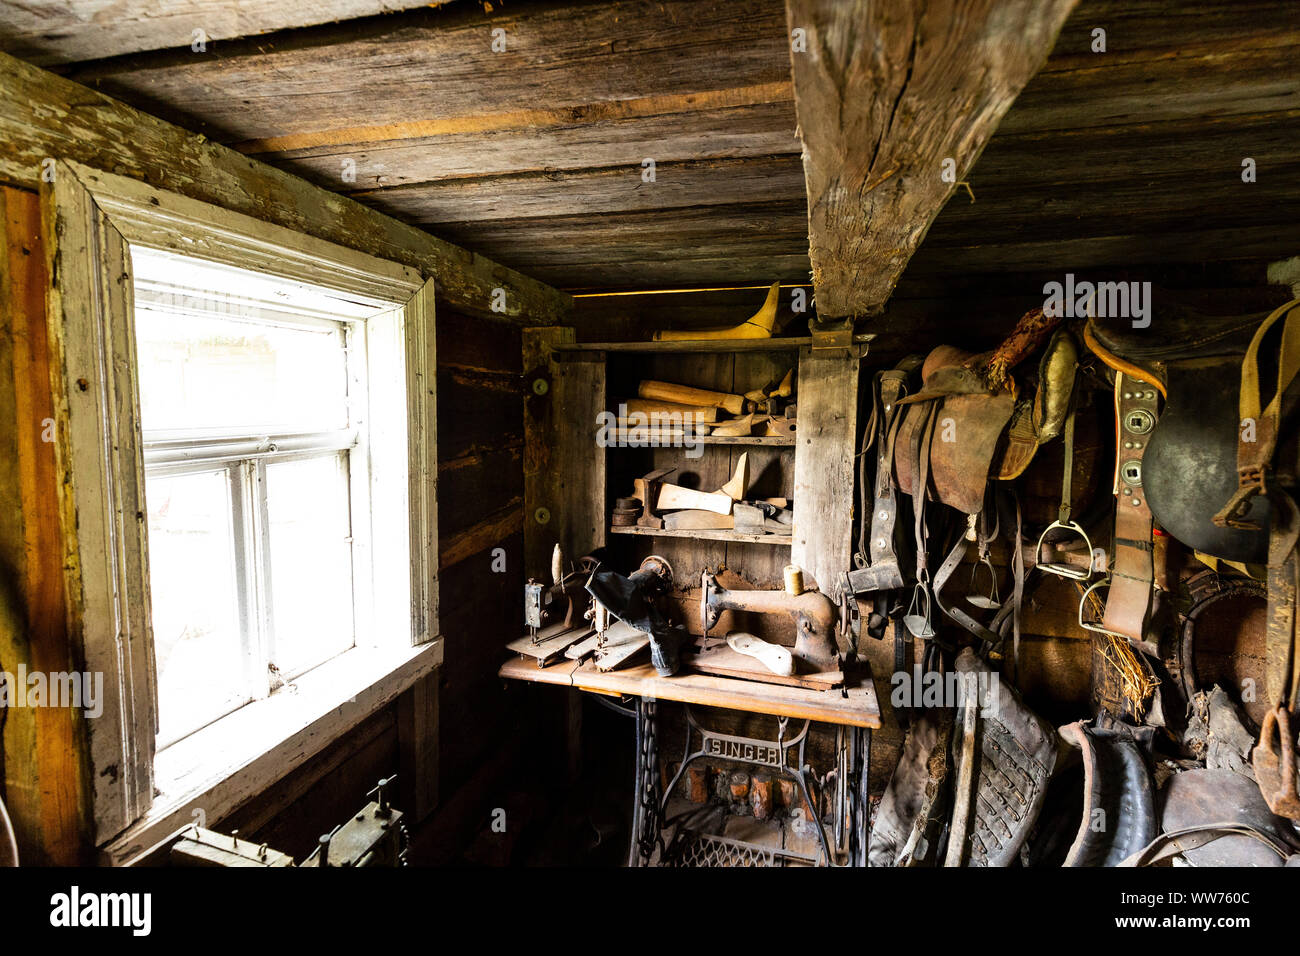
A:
[{"left": 497, "top": 657, "right": 881, "bottom": 867}]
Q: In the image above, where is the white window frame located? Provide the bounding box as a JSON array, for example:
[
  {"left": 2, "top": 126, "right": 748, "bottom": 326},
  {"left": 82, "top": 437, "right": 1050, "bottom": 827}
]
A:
[{"left": 42, "top": 161, "right": 441, "bottom": 858}]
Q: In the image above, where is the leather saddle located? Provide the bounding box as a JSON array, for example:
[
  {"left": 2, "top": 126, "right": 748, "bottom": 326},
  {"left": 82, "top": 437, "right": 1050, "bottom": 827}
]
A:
[
  {"left": 894, "top": 309, "right": 1067, "bottom": 515},
  {"left": 1087, "top": 300, "right": 1300, "bottom": 564}
]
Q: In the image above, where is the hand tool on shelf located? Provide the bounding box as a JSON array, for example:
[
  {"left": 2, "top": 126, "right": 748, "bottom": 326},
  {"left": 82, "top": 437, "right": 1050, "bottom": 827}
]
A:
[
  {"left": 637, "top": 380, "right": 745, "bottom": 416},
  {"left": 651, "top": 280, "right": 780, "bottom": 342}
]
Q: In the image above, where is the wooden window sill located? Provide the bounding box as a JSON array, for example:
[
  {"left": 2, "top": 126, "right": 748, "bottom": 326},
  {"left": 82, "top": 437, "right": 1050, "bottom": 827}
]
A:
[{"left": 102, "top": 639, "right": 442, "bottom": 866}]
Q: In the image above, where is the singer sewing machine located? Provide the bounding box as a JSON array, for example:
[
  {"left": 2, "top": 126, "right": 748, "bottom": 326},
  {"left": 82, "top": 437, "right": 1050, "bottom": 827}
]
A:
[
  {"left": 691, "top": 566, "right": 844, "bottom": 689},
  {"left": 507, "top": 546, "right": 601, "bottom": 666}
]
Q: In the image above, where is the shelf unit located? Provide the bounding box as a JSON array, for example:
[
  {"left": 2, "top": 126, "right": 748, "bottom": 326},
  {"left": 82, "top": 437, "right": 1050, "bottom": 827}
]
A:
[{"left": 522, "top": 328, "right": 863, "bottom": 605}]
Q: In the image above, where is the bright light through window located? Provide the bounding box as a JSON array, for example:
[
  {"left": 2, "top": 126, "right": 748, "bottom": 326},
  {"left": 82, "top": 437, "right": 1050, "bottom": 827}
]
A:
[{"left": 132, "top": 247, "right": 382, "bottom": 748}]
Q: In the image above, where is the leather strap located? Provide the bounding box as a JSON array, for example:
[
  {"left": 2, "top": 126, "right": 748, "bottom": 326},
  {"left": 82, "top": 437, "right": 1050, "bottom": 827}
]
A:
[
  {"left": 1103, "top": 373, "right": 1159, "bottom": 641},
  {"left": 1209, "top": 300, "right": 1300, "bottom": 715},
  {"left": 913, "top": 404, "right": 937, "bottom": 578},
  {"left": 933, "top": 517, "right": 1002, "bottom": 648},
  {"left": 1266, "top": 493, "right": 1300, "bottom": 709},
  {"left": 1118, "top": 822, "right": 1293, "bottom": 868},
  {"left": 1057, "top": 405, "right": 1076, "bottom": 525},
  {"left": 1215, "top": 298, "right": 1300, "bottom": 529},
  {"left": 846, "top": 365, "right": 915, "bottom": 650},
  {"left": 869, "top": 370, "right": 909, "bottom": 573}
]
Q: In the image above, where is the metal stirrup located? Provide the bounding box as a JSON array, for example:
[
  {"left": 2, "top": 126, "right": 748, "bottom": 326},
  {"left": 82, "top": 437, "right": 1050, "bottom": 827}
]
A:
[
  {"left": 1036, "top": 404, "right": 1094, "bottom": 580},
  {"left": 1078, "top": 578, "right": 1127, "bottom": 637}
]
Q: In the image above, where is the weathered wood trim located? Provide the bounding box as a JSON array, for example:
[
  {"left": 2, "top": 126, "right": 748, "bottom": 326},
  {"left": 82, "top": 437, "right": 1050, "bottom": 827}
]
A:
[
  {"left": 0, "top": 186, "right": 95, "bottom": 864},
  {"left": 41, "top": 164, "right": 156, "bottom": 845},
  {"left": 103, "top": 640, "right": 442, "bottom": 865},
  {"left": 0, "top": 52, "right": 570, "bottom": 324},
  {"left": 0, "top": 2, "right": 451, "bottom": 66},
  {"left": 66, "top": 161, "right": 423, "bottom": 299},
  {"left": 402, "top": 278, "right": 440, "bottom": 646},
  {"left": 785, "top": 0, "right": 1079, "bottom": 320},
  {"left": 791, "top": 346, "right": 860, "bottom": 628},
  {"left": 522, "top": 330, "right": 606, "bottom": 578},
  {"left": 43, "top": 160, "right": 444, "bottom": 846}
]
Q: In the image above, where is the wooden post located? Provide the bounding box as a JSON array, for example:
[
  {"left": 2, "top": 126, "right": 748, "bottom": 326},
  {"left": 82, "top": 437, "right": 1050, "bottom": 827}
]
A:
[
  {"left": 521, "top": 331, "right": 606, "bottom": 780},
  {"left": 791, "top": 345, "right": 859, "bottom": 633},
  {"left": 0, "top": 186, "right": 93, "bottom": 863}
]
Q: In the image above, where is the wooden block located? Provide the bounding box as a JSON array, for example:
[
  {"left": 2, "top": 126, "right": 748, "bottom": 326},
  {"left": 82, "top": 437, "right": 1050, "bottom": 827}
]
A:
[
  {"left": 726, "top": 631, "right": 794, "bottom": 676},
  {"left": 689, "top": 640, "right": 842, "bottom": 690},
  {"left": 638, "top": 380, "right": 745, "bottom": 415},
  {"left": 711, "top": 414, "right": 757, "bottom": 437},
  {"left": 656, "top": 482, "right": 735, "bottom": 515},
  {"left": 664, "top": 510, "right": 735, "bottom": 531}
]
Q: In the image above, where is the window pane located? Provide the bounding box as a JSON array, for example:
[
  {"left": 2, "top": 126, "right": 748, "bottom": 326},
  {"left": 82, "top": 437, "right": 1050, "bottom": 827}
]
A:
[
  {"left": 134, "top": 310, "right": 349, "bottom": 434},
  {"left": 146, "top": 469, "right": 249, "bottom": 746},
  {"left": 266, "top": 455, "right": 355, "bottom": 676}
]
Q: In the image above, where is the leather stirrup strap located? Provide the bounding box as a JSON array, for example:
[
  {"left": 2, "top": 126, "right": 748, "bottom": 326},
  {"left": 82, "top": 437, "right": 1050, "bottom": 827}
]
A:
[
  {"left": 933, "top": 513, "right": 1003, "bottom": 648},
  {"left": 870, "top": 370, "right": 910, "bottom": 573},
  {"left": 1103, "top": 372, "right": 1160, "bottom": 642},
  {"left": 1215, "top": 298, "right": 1300, "bottom": 529},
  {"left": 913, "top": 404, "right": 937, "bottom": 579}
]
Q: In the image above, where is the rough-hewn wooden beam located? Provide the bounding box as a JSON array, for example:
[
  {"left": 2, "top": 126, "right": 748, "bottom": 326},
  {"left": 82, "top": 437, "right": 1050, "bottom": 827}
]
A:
[
  {"left": 0, "top": 53, "right": 571, "bottom": 325},
  {"left": 0, "top": 1, "right": 448, "bottom": 66},
  {"left": 785, "top": 0, "right": 1079, "bottom": 320}
]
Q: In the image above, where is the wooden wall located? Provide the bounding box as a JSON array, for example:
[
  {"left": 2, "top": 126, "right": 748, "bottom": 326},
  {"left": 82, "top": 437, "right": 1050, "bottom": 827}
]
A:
[
  {"left": 0, "top": 186, "right": 546, "bottom": 862},
  {"left": 0, "top": 185, "right": 92, "bottom": 864},
  {"left": 0, "top": 53, "right": 570, "bottom": 862}
]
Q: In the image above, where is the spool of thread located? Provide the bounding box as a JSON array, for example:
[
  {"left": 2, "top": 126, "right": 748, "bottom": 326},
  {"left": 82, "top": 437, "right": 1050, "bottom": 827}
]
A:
[{"left": 783, "top": 564, "right": 804, "bottom": 596}]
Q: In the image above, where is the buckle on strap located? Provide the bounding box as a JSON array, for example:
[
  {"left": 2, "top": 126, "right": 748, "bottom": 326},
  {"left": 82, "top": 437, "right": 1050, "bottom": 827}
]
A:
[{"left": 1213, "top": 468, "right": 1267, "bottom": 530}]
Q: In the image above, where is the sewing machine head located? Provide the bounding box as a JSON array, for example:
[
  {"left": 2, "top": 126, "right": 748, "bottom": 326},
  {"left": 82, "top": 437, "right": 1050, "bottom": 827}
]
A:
[{"left": 699, "top": 568, "right": 840, "bottom": 673}]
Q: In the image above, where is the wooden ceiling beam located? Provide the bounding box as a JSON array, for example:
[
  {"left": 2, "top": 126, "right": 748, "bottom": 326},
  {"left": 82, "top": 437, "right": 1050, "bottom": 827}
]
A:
[
  {"left": 784, "top": 0, "right": 1079, "bottom": 321},
  {"left": 0, "top": 1, "right": 449, "bottom": 66},
  {"left": 0, "top": 53, "right": 570, "bottom": 325}
]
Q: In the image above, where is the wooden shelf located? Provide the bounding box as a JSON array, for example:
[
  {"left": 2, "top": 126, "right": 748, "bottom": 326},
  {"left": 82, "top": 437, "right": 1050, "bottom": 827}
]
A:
[
  {"left": 610, "top": 525, "right": 793, "bottom": 546},
  {"left": 604, "top": 431, "right": 795, "bottom": 447},
  {"left": 498, "top": 656, "right": 881, "bottom": 728},
  {"left": 555, "top": 334, "right": 872, "bottom": 354}
]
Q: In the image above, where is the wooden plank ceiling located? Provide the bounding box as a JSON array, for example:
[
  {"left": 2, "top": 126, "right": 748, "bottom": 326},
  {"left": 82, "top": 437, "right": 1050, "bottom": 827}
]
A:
[{"left": 14, "top": 0, "right": 1300, "bottom": 298}]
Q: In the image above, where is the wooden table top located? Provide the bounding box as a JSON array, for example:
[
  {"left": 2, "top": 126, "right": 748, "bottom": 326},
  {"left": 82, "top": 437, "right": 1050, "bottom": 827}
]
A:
[{"left": 498, "top": 655, "right": 881, "bottom": 728}]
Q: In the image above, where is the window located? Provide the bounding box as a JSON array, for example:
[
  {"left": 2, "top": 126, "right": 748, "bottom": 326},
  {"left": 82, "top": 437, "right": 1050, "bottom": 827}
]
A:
[
  {"left": 132, "top": 248, "right": 381, "bottom": 747},
  {"left": 44, "top": 161, "right": 440, "bottom": 854}
]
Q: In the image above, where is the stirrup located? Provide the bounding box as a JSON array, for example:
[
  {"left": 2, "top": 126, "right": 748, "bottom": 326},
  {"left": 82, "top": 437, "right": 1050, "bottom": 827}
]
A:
[
  {"left": 1036, "top": 519, "right": 1094, "bottom": 581},
  {"left": 967, "top": 557, "right": 1001, "bottom": 610},
  {"left": 1077, "top": 578, "right": 1127, "bottom": 637},
  {"left": 902, "top": 581, "right": 935, "bottom": 639}
]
